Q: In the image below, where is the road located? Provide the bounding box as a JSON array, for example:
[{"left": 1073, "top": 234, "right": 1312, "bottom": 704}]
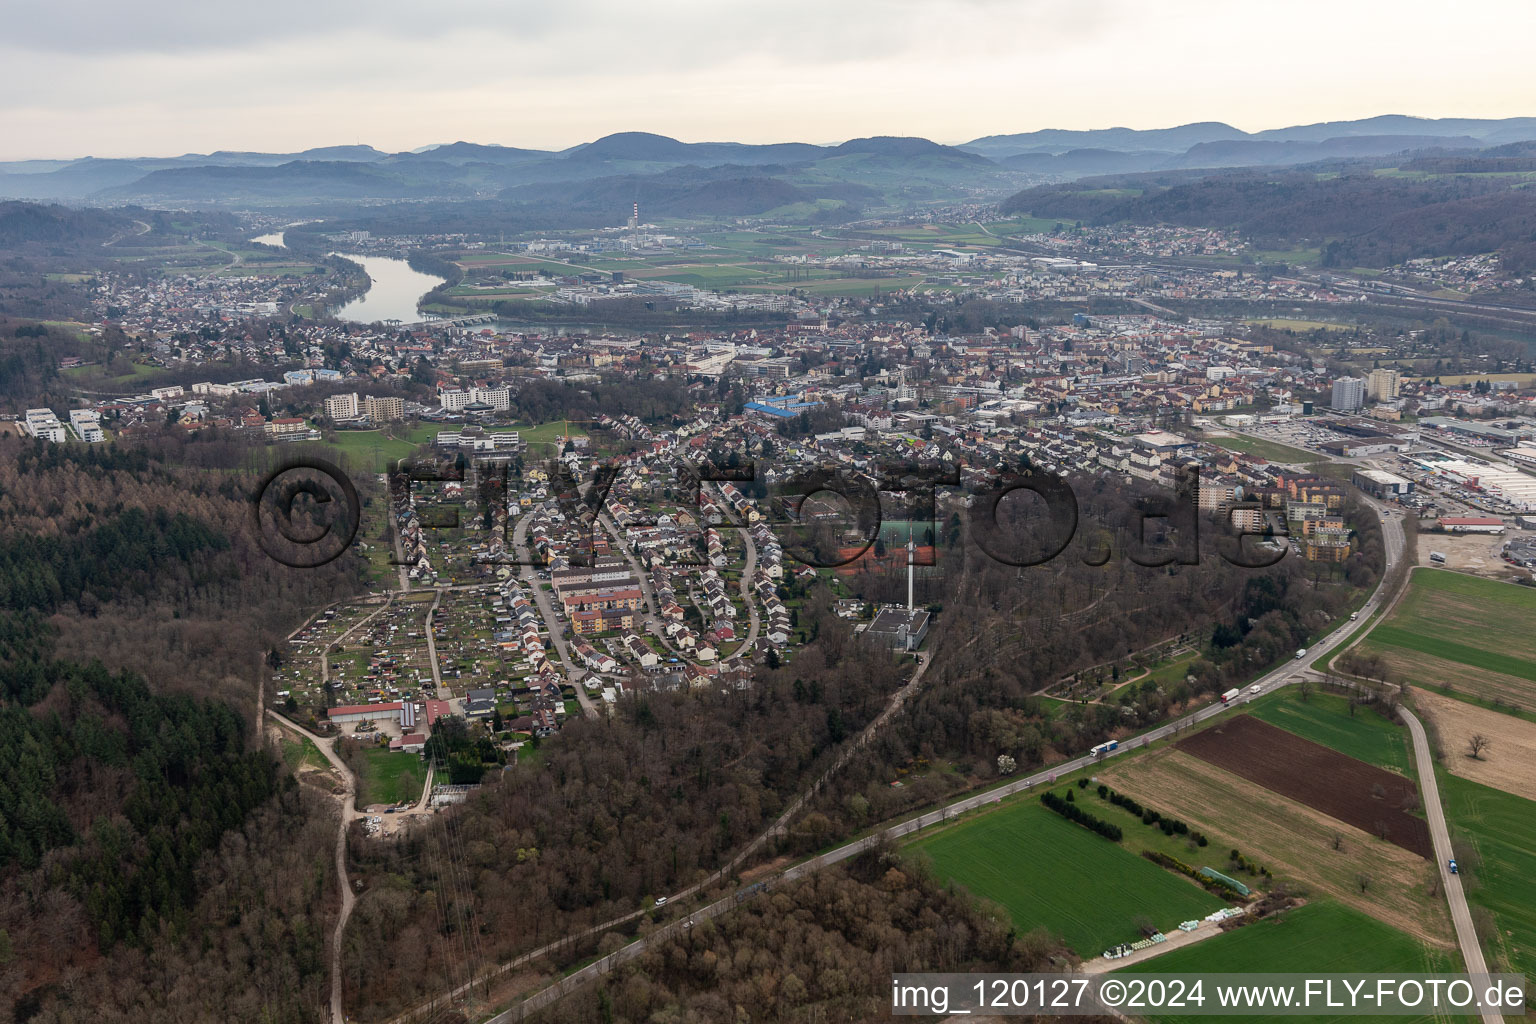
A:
[
  {"left": 511, "top": 510, "right": 599, "bottom": 719},
  {"left": 389, "top": 649, "right": 934, "bottom": 1024},
  {"left": 465, "top": 500, "right": 1419, "bottom": 1021},
  {"left": 424, "top": 589, "right": 449, "bottom": 698},
  {"left": 1398, "top": 705, "right": 1504, "bottom": 1024}
]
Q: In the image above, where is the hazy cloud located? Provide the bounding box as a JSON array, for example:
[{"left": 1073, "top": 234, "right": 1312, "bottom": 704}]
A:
[{"left": 0, "top": 0, "right": 1531, "bottom": 160}]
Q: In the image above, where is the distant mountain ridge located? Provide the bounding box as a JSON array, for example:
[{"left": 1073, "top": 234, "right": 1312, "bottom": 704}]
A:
[{"left": 4, "top": 116, "right": 1536, "bottom": 208}]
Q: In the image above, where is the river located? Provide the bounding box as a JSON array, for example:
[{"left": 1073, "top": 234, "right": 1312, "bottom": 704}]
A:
[{"left": 327, "top": 254, "right": 448, "bottom": 325}]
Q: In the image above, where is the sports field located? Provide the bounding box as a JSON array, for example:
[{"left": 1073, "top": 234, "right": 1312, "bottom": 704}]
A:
[
  {"left": 906, "top": 798, "right": 1224, "bottom": 955},
  {"left": 1122, "top": 901, "right": 1463, "bottom": 1024},
  {"left": 1439, "top": 774, "right": 1536, "bottom": 985},
  {"left": 355, "top": 747, "right": 426, "bottom": 807},
  {"left": 1360, "top": 570, "right": 1536, "bottom": 706}
]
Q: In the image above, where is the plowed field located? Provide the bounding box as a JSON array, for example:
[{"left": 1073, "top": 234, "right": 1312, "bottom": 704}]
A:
[{"left": 1177, "top": 716, "right": 1431, "bottom": 858}]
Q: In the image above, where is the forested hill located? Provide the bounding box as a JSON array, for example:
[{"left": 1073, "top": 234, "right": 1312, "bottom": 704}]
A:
[
  {"left": 0, "top": 437, "right": 359, "bottom": 1022},
  {"left": 1001, "top": 158, "right": 1536, "bottom": 272},
  {"left": 0, "top": 619, "right": 278, "bottom": 941}
]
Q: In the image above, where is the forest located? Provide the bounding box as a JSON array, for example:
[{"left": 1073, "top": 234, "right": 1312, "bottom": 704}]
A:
[
  {"left": 531, "top": 848, "right": 1103, "bottom": 1024},
  {"left": 0, "top": 436, "right": 365, "bottom": 1024}
]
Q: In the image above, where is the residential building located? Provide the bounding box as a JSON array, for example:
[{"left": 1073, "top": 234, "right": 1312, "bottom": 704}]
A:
[
  {"left": 24, "top": 408, "right": 68, "bottom": 442},
  {"left": 1331, "top": 376, "right": 1365, "bottom": 412},
  {"left": 1366, "top": 368, "right": 1401, "bottom": 403},
  {"left": 324, "top": 392, "right": 360, "bottom": 420},
  {"left": 365, "top": 395, "right": 405, "bottom": 422}
]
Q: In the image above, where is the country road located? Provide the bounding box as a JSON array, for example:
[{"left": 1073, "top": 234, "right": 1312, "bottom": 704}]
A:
[{"left": 1399, "top": 707, "right": 1504, "bottom": 1024}]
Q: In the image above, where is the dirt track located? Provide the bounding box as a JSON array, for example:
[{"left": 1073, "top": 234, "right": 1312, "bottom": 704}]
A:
[{"left": 1177, "top": 716, "right": 1432, "bottom": 858}]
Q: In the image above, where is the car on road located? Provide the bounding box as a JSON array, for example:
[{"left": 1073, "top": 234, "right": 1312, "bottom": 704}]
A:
[
  {"left": 654, "top": 895, "right": 669, "bottom": 906},
  {"left": 1249, "top": 684, "right": 1262, "bottom": 694},
  {"left": 1448, "top": 859, "right": 1458, "bottom": 874}
]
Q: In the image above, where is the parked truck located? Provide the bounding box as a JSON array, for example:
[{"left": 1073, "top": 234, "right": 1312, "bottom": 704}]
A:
[
  {"left": 1430, "top": 551, "right": 1447, "bottom": 564},
  {"left": 1221, "top": 688, "right": 1241, "bottom": 704}
]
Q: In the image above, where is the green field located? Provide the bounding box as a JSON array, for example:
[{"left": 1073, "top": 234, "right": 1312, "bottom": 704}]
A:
[
  {"left": 1246, "top": 690, "right": 1413, "bottom": 772},
  {"left": 317, "top": 430, "right": 422, "bottom": 473},
  {"left": 1211, "top": 433, "right": 1317, "bottom": 464},
  {"left": 907, "top": 799, "right": 1224, "bottom": 955},
  {"left": 1360, "top": 570, "right": 1536, "bottom": 703},
  {"left": 1369, "top": 627, "right": 1536, "bottom": 682},
  {"left": 1122, "top": 901, "right": 1463, "bottom": 1024},
  {"left": 1439, "top": 774, "right": 1536, "bottom": 987},
  {"left": 355, "top": 746, "right": 426, "bottom": 807}
]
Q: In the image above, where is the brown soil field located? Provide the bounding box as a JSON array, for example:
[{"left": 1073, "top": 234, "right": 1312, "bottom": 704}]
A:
[
  {"left": 1414, "top": 532, "right": 1519, "bottom": 578},
  {"left": 1176, "top": 716, "right": 1432, "bottom": 858},
  {"left": 1097, "top": 749, "right": 1452, "bottom": 947},
  {"left": 1412, "top": 687, "right": 1536, "bottom": 802}
]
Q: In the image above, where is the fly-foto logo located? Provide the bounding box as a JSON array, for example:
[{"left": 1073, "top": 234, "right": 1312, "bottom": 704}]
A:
[{"left": 254, "top": 451, "right": 1287, "bottom": 573}]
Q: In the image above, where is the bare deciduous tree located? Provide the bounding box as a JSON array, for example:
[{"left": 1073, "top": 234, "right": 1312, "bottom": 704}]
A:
[{"left": 1466, "top": 733, "right": 1491, "bottom": 760}]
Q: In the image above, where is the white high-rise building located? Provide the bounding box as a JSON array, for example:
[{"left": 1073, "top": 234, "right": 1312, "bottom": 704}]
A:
[
  {"left": 1331, "top": 377, "right": 1365, "bottom": 412},
  {"left": 24, "top": 408, "right": 67, "bottom": 442},
  {"left": 471, "top": 386, "right": 511, "bottom": 411},
  {"left": 439, "top": 388, "right": 471, "bottom": 411}
]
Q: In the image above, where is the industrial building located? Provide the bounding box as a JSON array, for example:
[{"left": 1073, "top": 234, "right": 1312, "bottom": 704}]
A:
[
  {"left": 1352, "top": 468, "right": 1414, "bottom": 499},
  {"left": 1436, "top": 516, "right": 1507, "bottom": 534}
]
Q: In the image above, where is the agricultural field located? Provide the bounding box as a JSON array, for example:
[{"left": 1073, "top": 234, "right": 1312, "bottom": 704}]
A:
[
  {"left": 1122, "top": 900, "right": 1464, "bottom": 1024},
  {"left": 1177, "top": 717, "right": 1432, "bottom": 858},
  {"left": 1439, "top": 774, "right": 1536, "bottom": 988},
  {"left": 1095, "top": 747, "right": 1450, "bottom": 945},
  {"left": 1412, "top": 688, "right": 1536, "bottom": 801},
  {"left": 1359, "top": 569, "right": 1536, "bottom": 708},
  {"left": 1246, "top": 690, "right": 1413, "bottom": 772},
  {"left": 905, "top": 799, "right": 1224, "bottom": 956}
]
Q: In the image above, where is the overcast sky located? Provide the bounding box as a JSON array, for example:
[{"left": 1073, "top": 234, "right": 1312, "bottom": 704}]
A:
[{"left": 2, "top": 0, "right": 1533, "bottom": 160}]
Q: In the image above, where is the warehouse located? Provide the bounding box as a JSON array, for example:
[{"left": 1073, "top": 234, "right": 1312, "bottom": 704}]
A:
[
  {"left": 1437, "top": 516, "right": 1507, "bottom": 535},
  {"left": 1352, "top": 468, "right": 1414, "bottom": 499}
]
